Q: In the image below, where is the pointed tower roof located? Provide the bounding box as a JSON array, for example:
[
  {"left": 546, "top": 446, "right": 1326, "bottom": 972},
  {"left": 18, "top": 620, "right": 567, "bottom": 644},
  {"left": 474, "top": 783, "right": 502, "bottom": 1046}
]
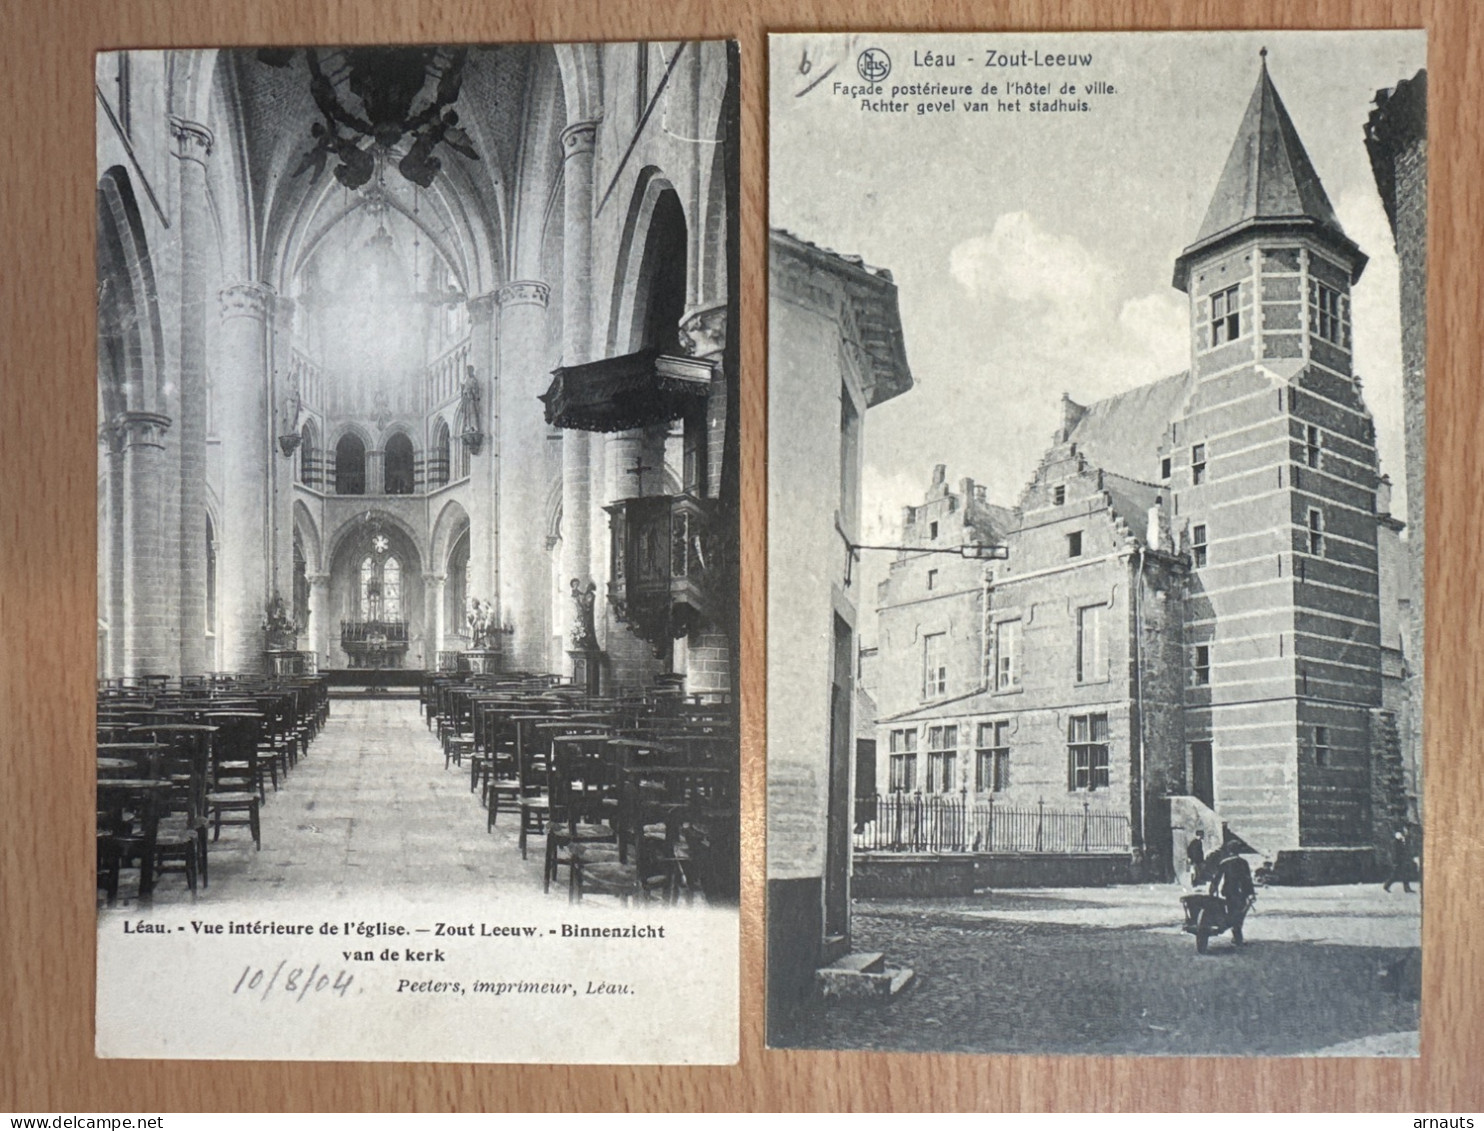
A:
[{"left": 1174, "top": 52, "right": 1366, "bottom": 291}]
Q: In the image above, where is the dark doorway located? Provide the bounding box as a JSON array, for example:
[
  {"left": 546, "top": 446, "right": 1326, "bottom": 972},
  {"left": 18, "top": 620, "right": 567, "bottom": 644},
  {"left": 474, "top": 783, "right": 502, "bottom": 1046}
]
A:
[
  {"left": 825, "top": 614, "right": 854, "bottom": 942},
  {"left": 1192, "top": 741, "right": 1214, "bottom": 808}
]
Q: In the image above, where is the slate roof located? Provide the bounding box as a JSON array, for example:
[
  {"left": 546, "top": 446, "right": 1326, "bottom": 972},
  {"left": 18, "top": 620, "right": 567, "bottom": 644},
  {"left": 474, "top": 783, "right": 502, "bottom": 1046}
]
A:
[
  {"left": 1065, "top": 371, "right": 1192, "bottom": 484},
  {"left": 1174, "top": 58, "right": 1366, "bottom": 289}
]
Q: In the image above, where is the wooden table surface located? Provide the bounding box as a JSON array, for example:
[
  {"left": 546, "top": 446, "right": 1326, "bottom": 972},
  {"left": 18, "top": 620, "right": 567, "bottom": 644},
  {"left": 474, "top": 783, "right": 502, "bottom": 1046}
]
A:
[{"left": 3, "top": 0, "right": 1481, "bottom": 1112}]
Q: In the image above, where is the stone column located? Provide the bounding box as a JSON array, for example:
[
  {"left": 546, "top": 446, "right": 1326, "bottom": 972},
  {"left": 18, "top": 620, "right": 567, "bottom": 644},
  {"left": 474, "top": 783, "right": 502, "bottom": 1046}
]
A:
[
  {"left": 102, "top": 427, "right": 128, "bottom": 677},
  {"left": 171, "top": 116, "right": 213, "bottom": 676},
  {"left": 559, "top": 120, "right": 599, "bottom": 643},
  {"left": 270, "top": 295, "right": 297, "bottom": 606},
  {"left": 496, "top": 280, "right": 551, "bottom": 672},
  {"left": 116, "top": 412, "right": 172, "bottom": 675},
  {"left": 307, "top": 571, "right": 330, "bottom": 670},
  {"left": 217, "top": 281, "right": 274, "bottom": 673},
  {"left": 467, "top": 292, "right": 500, "bottom": 608},
  {"left": 679, "top": 303, "right": 730, "bottom": 698},
  {"left": 423, "top": 572, "right": 447, "bottom": 662}
]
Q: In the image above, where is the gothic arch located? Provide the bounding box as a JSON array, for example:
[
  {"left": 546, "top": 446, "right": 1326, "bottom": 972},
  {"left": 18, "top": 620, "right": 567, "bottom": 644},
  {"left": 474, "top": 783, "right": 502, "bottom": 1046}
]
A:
[
  {"left": 97, "top": 167, "right": 165, "bottom": 415},
  {"left": 606, "top": 167, "right": 688, "bottom": 356},
  {"left": 292, "top": 498, "right": 322, "bottom": 572},
  {"left": 430, "top": 498, "right": 471, "bottom": 570},
  {"left": 551, "top": 43, "right": 600, "bottom": 123},
  {"left": 325, "top": 507, "right": 426, "bottom": 569}
]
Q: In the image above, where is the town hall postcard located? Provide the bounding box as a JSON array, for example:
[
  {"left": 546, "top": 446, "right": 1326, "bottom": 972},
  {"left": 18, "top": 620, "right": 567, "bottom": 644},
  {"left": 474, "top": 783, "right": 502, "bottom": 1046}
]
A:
[
  {"left": 95, "top": 41, "right": 740, "bottom": 1062},
  {"left": 767, "top": 30, "right": 1426, "bottom": 1055}
]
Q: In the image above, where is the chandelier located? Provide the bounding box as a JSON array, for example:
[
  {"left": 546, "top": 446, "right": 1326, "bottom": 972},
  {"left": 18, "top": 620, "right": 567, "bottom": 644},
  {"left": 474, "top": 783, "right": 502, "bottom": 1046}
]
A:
[{"left": 257, "top": 47, "right": 480, "bottom": 189}]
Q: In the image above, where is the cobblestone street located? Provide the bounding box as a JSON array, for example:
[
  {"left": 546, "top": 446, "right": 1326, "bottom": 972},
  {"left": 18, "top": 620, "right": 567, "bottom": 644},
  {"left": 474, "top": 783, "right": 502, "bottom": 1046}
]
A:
[{"left": 776, "top": 885, "right": 1421, "bottom": 1056}]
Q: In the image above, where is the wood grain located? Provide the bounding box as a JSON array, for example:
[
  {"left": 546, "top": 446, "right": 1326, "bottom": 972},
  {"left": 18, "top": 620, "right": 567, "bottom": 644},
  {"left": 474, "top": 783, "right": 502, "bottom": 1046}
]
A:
[{"left": 2, "top": 0, "right": 1480, "bottom": 1112}]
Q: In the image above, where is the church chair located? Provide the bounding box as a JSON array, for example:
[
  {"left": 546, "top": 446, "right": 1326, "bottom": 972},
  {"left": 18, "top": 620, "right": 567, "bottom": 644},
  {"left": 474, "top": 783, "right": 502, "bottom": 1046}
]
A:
[
  {"left": 544, "top": 733, "right": 620, "bottom": 897},
  {"left": 202, "top": 711, "right": 263, "bottom": 850}
]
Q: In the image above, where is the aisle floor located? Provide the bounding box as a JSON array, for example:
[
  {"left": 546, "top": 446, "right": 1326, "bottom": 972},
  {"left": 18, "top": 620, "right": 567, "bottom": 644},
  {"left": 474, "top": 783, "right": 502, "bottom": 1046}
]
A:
[{"left": 109, "top": 698, "right": 543, "bottom": 908}]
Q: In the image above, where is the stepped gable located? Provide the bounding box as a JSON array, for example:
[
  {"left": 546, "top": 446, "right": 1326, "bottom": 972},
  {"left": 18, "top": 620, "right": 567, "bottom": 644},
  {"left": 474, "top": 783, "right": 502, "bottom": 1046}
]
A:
[
  {"left": 1100, "top": 471, "right": 1164, "bottom": 542},
  {"left": 1064, "top": 370, "right": 1191, "bottom": 484}
]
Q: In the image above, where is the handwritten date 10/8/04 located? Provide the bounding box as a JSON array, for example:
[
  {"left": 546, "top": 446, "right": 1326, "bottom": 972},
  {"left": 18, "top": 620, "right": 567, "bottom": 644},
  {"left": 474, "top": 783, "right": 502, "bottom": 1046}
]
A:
[{"left": 233, "top": 960, "right": 355, "bottom": 1002}]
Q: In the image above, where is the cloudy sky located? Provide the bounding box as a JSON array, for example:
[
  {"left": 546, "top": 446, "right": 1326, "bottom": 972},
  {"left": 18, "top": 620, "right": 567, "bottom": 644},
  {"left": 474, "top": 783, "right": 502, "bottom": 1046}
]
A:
[{"left": 770, "top": 30, "right": 1426, "bottom": 584}]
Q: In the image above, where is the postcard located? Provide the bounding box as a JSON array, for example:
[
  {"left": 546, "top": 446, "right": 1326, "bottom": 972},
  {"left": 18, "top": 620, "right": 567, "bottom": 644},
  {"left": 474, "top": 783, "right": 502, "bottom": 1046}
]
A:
[
  {"left": 767, "top": 30, "right": 1425, "bottom": 1056},
  {"left": 95, "top": 41, "right": 739, "bottom": 1063}
]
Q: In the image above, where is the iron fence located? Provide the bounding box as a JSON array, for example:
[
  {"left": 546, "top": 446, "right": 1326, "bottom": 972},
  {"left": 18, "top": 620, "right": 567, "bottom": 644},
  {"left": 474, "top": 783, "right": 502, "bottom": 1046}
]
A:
[{"left": 854, "top": 793, "right": 1131, "bottom": 854}]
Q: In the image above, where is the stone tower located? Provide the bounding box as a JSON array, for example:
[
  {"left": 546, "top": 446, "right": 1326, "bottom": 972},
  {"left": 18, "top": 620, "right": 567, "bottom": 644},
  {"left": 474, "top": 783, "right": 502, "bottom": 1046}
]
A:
[{"left": 1168, "top": 54, "right": 1384, "bottom": 876}]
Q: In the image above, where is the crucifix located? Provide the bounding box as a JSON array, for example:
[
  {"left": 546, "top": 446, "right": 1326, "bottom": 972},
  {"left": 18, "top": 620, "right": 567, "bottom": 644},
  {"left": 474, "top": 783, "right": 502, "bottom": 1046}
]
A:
[{"left": 626, "top": 454, "right": 657, "bottom": 496}]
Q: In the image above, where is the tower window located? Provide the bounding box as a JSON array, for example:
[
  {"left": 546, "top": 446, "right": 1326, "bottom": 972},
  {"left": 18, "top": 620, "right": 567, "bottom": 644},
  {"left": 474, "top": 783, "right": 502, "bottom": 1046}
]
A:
[
  {"left": 1161, "top": 456, "right": 1172, "bottom": 480},
  {"left": 926, "top": 568, "right": 938, "bottom": 592},
  {"left": 1053, "top": 485, "right": 1066, "bottom": 506},
  {"left": 1309, "top": 281, "right": 1346, "bottom": 347},
  {"left": 1193, "top": 644, "right": 1211, "bottom": 686},
  {"left": 1211, "top": 285, "right": 1241, "bottom": 345},
  {"left": 1067, "top": 530, "right": 1083, "bottom": 558},
  {"left": 1306, "top": 424, "right": 1321, "bottom": 469},
  {"left": 1191, "top": 443, "right": 1207, "bottom": 485},
  {"left": 929, "top": 520, "right": 939, "bottom": 540},
  {"left": 1192, "top": 523, "right": 1208, "bottom": 568},
  {"left": 1314, "top": 725, "right": 1330, "bottom": 767},
  {"left": 1307, "top": 508, "right": 1324, "bottom": 556}
]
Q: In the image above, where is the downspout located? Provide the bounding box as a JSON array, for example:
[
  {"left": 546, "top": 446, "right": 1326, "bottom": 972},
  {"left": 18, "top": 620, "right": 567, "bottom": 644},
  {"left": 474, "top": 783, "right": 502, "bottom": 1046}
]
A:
[{"left": 1132, "top": 546, "right": 1147, "bottom": 869}]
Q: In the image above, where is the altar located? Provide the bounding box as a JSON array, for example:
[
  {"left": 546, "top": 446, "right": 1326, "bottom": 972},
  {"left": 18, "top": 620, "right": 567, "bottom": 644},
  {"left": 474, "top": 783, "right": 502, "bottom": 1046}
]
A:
[{"left": 340, "top": 620, "right": 409, "bottom": 669}]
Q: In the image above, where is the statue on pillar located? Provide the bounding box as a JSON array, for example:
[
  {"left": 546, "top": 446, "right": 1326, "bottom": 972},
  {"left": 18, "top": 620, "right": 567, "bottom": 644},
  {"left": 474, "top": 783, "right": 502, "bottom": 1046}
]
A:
[
  {"left": 459, "top": 366, "right": 485, "bottom": 454},
  {"left": 569, "top": 579, "right": 599, "bottom": 651}
]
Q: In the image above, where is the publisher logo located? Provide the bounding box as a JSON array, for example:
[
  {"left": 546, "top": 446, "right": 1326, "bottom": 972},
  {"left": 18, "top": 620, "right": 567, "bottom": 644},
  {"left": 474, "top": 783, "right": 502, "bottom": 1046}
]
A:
[{"left": 857, "top": 48, "right": 891, "bottom": 83}]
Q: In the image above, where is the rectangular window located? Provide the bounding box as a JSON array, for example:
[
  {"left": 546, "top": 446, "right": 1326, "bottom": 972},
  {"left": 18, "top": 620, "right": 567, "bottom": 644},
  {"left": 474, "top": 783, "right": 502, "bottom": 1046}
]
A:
[
  {"left": 1193, "top": 644, "right": 1210, "bottom": 686},
  {"left": 1068, "top": 713, "right": 1110, "bottom": 791},
  {"left": 926, "top": 725, "right": 958, "bottom": 793},
  {"left": 888, "top": 729, "right": 918, "bottom": 792},
  {"left": 1314, "top": 725, "right": 1330, "bottom": 766},
  {"left": 929, "top": 520, "right": 939, "bottom": 540},
  {"left": 975, "top": 720, "right": 1011, "bottom": 792},
  {"left": 1306, "top": 424, "right": 1321, "bottom": 469},
  {"left": 1076, "top": 604, "right": 1104, "bottom": 683},
  {"left": 1310, "top": 281, "right": 1346, "bottom": 346},
  {"left": 1053, "top": 485, "right": 1066, "bottom": 506},
  {"left": 994, "top": 619, "right": 1021, "bottom": 691},
  {"left": 926, "top": 568, "right": 938, "bottom": 592},
  {"left": 839, "top": 385, "right": 860, "bottom": 528},
  {"left": 922, "top": 632, "right": 947, "bottom": 699},
  {"left": 1211, "top": 284, "right": 1241, "bottom": 345},
  {"left": 1161, "top": 456, "right": 1172, "bottom": 480},
  {"left": 1307, "top": 508, "right": 1324, "bottom": 556},
  {"left": 1191, "top": 443, "right": 1207, "bottom": 485},
  {"left": 1192, "top": 523, "right": 1208, "bottom": 568},
  {"left": 1067, "top": 530, "right": 1083, "bottom": 558}
]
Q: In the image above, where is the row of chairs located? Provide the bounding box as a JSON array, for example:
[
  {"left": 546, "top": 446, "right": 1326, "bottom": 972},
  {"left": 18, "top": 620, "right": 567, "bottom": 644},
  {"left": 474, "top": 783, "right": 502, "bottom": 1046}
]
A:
[
  {"left": 423, "top": 673, "right": 738, "bottom": 905},
  {"left": 96, "top": 676, "right": 330, "bottom": 903}
]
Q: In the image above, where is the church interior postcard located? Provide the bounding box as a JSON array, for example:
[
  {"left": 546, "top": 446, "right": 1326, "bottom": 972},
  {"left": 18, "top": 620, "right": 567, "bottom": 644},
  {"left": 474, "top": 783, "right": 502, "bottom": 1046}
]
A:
[
  {"left": 94, "top": 41, "right": 740, "bottom": 1063},
  {"left": 766, "top": 30, "right": 1426, "bottom": 1056}
]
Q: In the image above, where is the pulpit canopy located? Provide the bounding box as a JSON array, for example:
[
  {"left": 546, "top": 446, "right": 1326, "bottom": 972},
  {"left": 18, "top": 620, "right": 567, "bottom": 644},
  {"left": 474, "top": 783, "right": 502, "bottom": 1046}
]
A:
[{"left": 540, "top": 348, "right": 714, "bottom": 433}]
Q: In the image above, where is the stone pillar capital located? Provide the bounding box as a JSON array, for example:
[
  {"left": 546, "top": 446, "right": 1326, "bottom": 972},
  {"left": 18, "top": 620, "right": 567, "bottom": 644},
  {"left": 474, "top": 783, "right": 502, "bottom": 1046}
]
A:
[
  {"left": 307, "top": 572, "right": 331, "bottom": 587},
  {"left": 468, "top": 291, "right": 499, "bottom": 323},
  {"left": 219, "top": 281, "right": 275, "bottom": 322},
  {"left": 112, "top": 410, "right": 172, "bottom": 451},
  {"left": 495, "top": 280, "right": 550, "bottom": 310},
  {"left": 423, "top": 572, "right": 448, "bottom": 585},
  {"left": 560, "top": 119, "right": 600, "bottom": 158},
  {"left": 679, "top": 302, "right": 728, "bottom": 359},
  {"left": 169, "top": 116, "right": 214, "bottom": 165}
]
